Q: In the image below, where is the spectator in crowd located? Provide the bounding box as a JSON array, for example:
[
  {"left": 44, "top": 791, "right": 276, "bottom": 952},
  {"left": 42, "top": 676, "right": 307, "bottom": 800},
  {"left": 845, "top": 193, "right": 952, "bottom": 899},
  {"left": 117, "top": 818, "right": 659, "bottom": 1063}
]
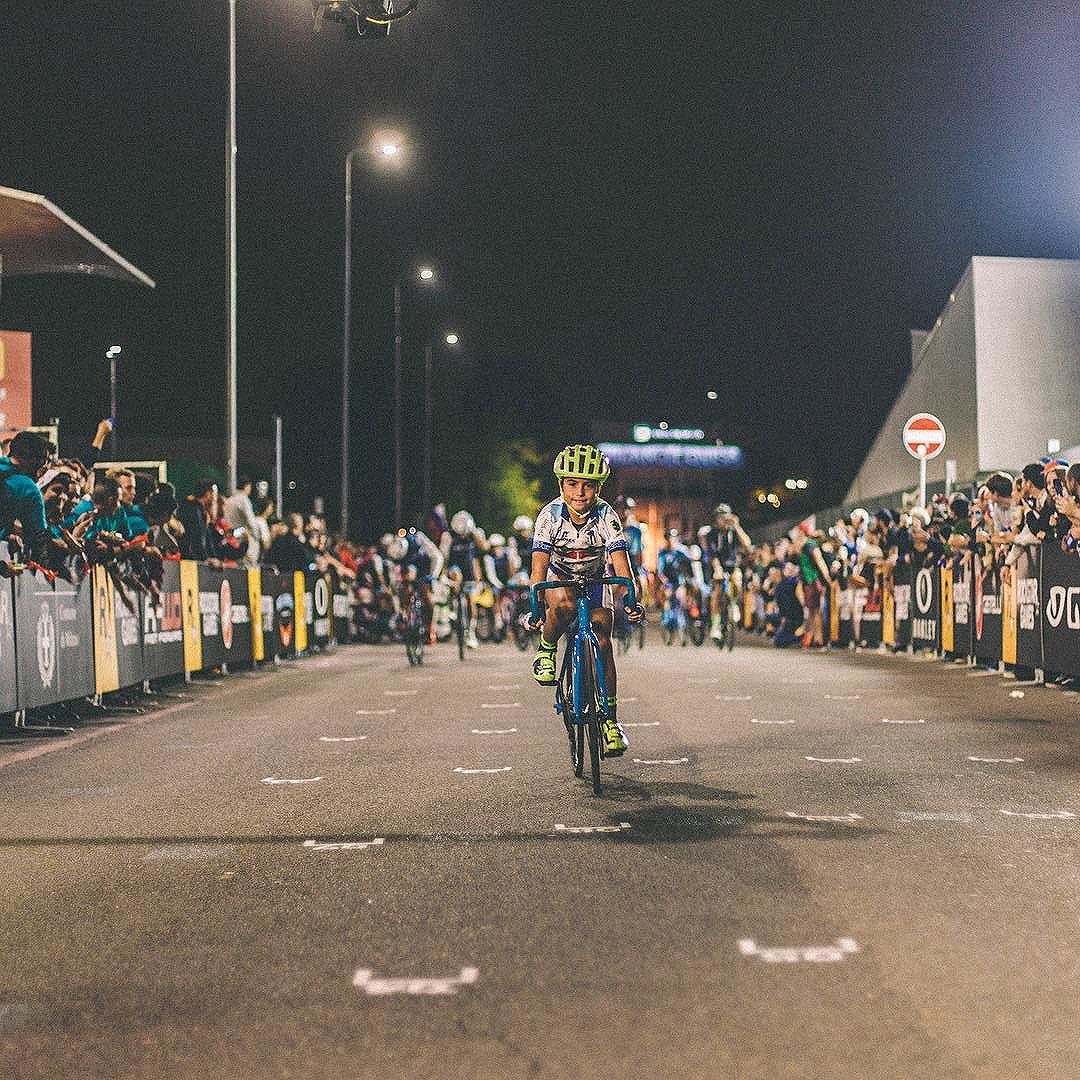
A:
[
  {"left": 267, "top": 512, "right": 316, "bottom": 573},
  {"left": 177, "top": 478, "right": 223, "bottom": 565},
  {"left": 771, "top": 560, "right": 805, "bottom": 647},
  {"left": 143, "top": 484, "right": 182, "bottom": 557},
  {"left": 0, "top": 429, "right": 51, "bottom": 571}
]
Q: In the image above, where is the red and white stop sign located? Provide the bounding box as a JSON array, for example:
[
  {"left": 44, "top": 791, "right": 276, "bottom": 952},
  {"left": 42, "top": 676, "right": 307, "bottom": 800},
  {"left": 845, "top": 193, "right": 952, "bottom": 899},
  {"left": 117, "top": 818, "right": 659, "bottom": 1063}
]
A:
[{"left": 903, "top": 413, "right": 946, "bottom": 460}]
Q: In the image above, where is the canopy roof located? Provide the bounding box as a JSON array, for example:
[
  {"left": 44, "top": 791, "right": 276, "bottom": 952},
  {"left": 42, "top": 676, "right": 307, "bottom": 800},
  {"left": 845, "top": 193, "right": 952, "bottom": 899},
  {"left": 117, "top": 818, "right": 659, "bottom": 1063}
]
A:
[{"left": 0, "top": 185, "right": 155, "bottom": 288}]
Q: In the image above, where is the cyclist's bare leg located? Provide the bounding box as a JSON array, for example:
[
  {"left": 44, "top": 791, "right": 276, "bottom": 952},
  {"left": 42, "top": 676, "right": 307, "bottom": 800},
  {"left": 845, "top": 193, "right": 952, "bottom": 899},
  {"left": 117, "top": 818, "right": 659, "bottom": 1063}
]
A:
[
  {"left": 420, "top": 582, "right": 434, "bottom": 626},
  {"left": 540, "top": 586, "right": 575, "bottom": 646}
]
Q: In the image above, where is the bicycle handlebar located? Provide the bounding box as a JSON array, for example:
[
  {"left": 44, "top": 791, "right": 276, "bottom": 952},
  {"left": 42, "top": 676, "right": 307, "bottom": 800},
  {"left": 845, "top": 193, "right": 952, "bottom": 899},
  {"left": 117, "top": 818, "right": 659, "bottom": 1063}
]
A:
[{"left": 529, "top": 575, "right": 638, "bottom": 625}]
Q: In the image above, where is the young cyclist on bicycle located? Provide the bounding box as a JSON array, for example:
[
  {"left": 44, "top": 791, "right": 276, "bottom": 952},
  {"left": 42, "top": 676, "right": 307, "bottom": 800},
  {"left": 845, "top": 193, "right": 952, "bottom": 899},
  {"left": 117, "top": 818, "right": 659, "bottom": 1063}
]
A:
[{"left": 525, "top": 445, "right": 645, "bottom": 756}]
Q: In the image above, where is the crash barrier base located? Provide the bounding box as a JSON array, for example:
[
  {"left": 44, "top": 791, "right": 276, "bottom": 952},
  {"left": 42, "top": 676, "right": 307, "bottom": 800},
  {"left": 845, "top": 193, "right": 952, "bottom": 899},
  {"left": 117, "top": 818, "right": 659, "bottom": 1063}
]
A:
[
  {"left": 1, "top": 555, "right": 352, "bottom": 713},
  {"left": 825, "top": 546, "right": 1079, "bottom": 678}
]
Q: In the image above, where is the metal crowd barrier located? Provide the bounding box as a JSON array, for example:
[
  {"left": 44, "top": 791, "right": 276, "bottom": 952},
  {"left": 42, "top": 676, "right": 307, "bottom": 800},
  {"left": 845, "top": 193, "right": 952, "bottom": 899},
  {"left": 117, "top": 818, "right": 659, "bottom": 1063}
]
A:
[
  {"left": 823, "top": 544, "right": 1080, "bottom": 678},
  {"left": 0, "top": 549, "right": 354, "bottom": 713}
]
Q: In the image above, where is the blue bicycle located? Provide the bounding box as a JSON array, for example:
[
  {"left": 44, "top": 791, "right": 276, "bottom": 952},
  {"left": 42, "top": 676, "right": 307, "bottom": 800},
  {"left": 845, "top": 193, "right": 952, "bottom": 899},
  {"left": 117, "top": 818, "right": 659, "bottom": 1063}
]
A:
[{"left": 530, "top": 574, "right": 638, "bottom": 796}]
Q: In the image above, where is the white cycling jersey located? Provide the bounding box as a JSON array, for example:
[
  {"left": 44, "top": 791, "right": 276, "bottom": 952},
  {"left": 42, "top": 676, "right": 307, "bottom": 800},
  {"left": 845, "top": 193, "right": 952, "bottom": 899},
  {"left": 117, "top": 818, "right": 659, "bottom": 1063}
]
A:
[{"left": 531, "top": 498, "right": 629, "bottom": 580}]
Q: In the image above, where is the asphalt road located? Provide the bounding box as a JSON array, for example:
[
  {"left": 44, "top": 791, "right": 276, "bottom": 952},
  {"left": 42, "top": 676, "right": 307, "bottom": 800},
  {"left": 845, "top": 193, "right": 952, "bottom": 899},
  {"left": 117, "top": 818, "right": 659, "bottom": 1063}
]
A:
[{"left": 1, "top": 633, "right": 1079, "bottom": 1080}]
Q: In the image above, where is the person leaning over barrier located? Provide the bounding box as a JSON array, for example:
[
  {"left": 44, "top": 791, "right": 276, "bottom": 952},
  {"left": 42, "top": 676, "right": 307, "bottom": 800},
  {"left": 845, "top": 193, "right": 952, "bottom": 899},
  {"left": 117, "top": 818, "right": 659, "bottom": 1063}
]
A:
[{"left": 0, "top": 430, "right": 51, "bottom": 575}]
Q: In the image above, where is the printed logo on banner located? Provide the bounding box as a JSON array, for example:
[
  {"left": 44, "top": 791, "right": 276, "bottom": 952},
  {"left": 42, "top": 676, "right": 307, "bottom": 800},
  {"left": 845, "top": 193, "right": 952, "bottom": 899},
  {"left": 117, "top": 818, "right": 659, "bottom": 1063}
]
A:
[
  {"left": 199, "top": 590, "right": 220, "bottom": 637},
  {"left": 1046, "top": 586, "right": 1080, "bottom": 630},
  {"left": 36, "top": 601, "right": 56, "bottom": 687},
  {"left": 276, "top": 592, "right": 294, "bottom": 649},
  {"left": 314, "top": 576, "right": 330, "bottom": 639},
  {"left": 894, "top": 583, "right": 910, "bottom": 621},
  {"left": 1017, "top": 576, "right": 1039, "bottom": 632},
  {"left": 220, "top": 578, "right": 234, "bottom": 651},
  {"left": 144, "top": 588, "right": 183, "bottom": 645},
  {"left": 974, "top": 567, "right": 984, "bottom": 639},
  {"left": 915, "top": 569, "right": 933, "bottom": 614},
  {"left": 0, "top": 588, "right": 11, "bottom": 664}
]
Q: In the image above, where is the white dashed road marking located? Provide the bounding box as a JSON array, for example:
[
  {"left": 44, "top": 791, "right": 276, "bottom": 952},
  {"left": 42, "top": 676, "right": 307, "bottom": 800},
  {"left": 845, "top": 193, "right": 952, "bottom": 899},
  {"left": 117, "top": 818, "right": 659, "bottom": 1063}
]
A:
[
  {"left": 554, "top": 822, "right": 631, "bottom": 835},
  {"left": 352, "top": 967, "right": 479, "bottom": 996},
  {"left": 632, "top": 757, "right": 689, "bottom": 765},
  {"left": 471, "top": 728, "right": 517, "bottom": 735},
  {"left": 751, "top": 718, "right": 795, "bottom": 725},
  {"left": 716, "top": 694, "right": 752, "bottom": 701},
  {"left": 999, "top": 809, "right": 1075, "bottom": 820},
  {"left": 319, "top": 736, "right": 368, "bottom": 742},
  {"left": 453, "top": 766, "right": 513, "bottom": 775},
  {"left": 487, "top": 684, "right": 521, "bottom": 690},
  {"left": 738, "top": 938, "right": 860, "bottom": 963},
  {"left": 882, "top": 718, "right": 926, "bottom": 724},
  {"left": 357, "top": 709, "right": 397, "bottom": 715},
  {"left": 805, "top": 756, "right": 862, "bottom": 764},
  {"left": 303, "top": 838, "right": 385, "bottom": 851},
  {"left": 623, "top": 721, "right": 660, "bottom": 728},
  {"left": 385, "top": 690, "right": 419, "bottom": 697},
  {"left": 480, "top": 702, "right": 521, "bottom": 709},
  {"left": 1009, "top": 690, "right": 1026, "bottom": 698},
  {"left": 968, "top": 756, "right": 1023, "bottom": 764},
  {"left": 824, "top": 694, "right": 861, "bottom": 701},
  {"left": 784, "top": 812, "right": 863, "bottom": 823},
  {"left": 261, "top": 776, "right": 323, "bottom": 785}
]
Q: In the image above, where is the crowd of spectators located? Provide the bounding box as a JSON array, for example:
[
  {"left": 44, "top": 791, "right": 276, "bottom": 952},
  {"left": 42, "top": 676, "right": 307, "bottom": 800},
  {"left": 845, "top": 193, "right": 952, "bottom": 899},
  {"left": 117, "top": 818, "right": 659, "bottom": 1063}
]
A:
[{"left": 741, "top": 457, "right": 1080, "bottom": 654}]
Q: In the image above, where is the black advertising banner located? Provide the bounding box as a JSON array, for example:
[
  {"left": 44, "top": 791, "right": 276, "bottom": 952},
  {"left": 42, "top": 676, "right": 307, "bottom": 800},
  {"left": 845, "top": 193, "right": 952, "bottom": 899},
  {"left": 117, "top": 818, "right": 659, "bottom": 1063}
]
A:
[
  {"left": 110, "top": 573, "right": 145, "bottom": 690},
  {"left": 1042, "top": 543, "right": 1080, "bottom": 678},
  {"left": 258, "top": 570, "right": 280, "bottom": 660},
  {"left": 221, "top": 568, "right": 253, "bottom": 666},
  {"left": 911, "top": 564, "right": 939, "bottom": 652},
  {"left": 196, "top": 564, "right": 226, "bottom": 670},
  {"left": 1013, "top": 546, "right": 1042, "bottom": 670},
  {"left": 272, "top": 571, "right": 297, "bottom": 659},
  {"left": 142, "top": 560, "right": 185, "bottom": 680},
  {"left": 333, "top": 586, "right": 351, "bottom": 645},
  {"left": 972, "top": 553, "right": 1002, "bottom": 665},
  {"left": 311, "top": 572, "right": 333, "bottom": 648},
  {"left": 14, "top": 566, "right": 95, "bottom": 709},
  {"left": 0, "top": 542, "right": 16, "bottom": 711},
  {"left": 950, "top": 555, "right": 973, "bottom": 659},
  {"left": 892, "top": 564, "right": 912, "bottom": 651}
]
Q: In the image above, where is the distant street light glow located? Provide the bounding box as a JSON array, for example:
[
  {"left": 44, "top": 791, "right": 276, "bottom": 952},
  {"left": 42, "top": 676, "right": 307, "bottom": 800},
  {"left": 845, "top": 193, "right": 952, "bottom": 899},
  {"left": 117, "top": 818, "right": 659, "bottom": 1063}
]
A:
[
  {"left": 796, "top": 479, "right": 808, "bottom": 489},
  {"left": 419, "top": 267, "right": 435, "bottom": 281},
  {"left": 445, "top": 332, "right": 459, "bottom": 345},
  {"left": 380, "top": 141, "right": 401, "bottom": 157},
  {"left": 706, "top": 390, "right": 718, "bottom": 400},
  {"left": 785, "top": 478, "right": 797, "bottom": 490}
]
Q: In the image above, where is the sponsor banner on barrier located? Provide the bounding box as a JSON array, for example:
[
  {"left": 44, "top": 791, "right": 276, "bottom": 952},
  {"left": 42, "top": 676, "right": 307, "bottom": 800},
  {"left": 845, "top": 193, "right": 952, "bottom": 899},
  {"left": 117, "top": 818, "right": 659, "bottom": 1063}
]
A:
[
  {"left": 110, "top": 573, "right": 144, "bottom": 690},
  {"left": 248, "top": 569, "right": 265, "bottom": 662},
  {"left": 293, "top": 571, "right": 309, "bottom": 654},
  {"left": 882, "top": 571, "right": 895, "bottom": 646},
  {"left": 143, "top": 560, "right": 185, "bottom": 680},
  {"left": 197, "top": 564, "right": 226, "bottom": 670},
  {"left": 91, "top": 565, "right": 120, "bottom": 695},
  {"left": 1001, "top": 561, "right": 1017, "bottom": 665},
  {"left": 0, "top": 546, "right": 18, "bottom": 711},
  {"left": 1042, "top": 543, "right": 1080, "bottom": 678},
  {"left": 14, "top": 565, "right": 95, "bottom": 709},
  {"left": 180, "top": 560, "right": 203, "bottom": 674},
  {"left": 272, "top": 572, "right": 296, "bottom": 659},
  {"left": 836, "top": 585, "right": 854, "bottom": 646},
  {"left": 940, "top": 564, "right": 954, "bottom": 655},
  {"left": 973, "top": 553, "right": 1002, "bottom": 664},
  {"left": 312, "top": 572, "right": 333, "bottom": 647},
  {"left": 333, "top": 586, "right": 351, "bottom": 646},
  {"left": 911, "top": 565, "right": 939, "bottom": 651},
  {"left": 951, "top": 555, "right": 973, "bottom": 659},
  {"left": 1013, "top": 546, "right": 1042, "bottom": 669},
  {"left": 892, "top": 564, "right": 912, "bottom": 650},
  {"left": 857, "top": 579, "right": 882, "bottom": 649},
  {"left": 222, "top": 568, "right": 253, "bottom": 664},
  {"left": 828, "top": 581, "right": 840, "bottom": 643}
]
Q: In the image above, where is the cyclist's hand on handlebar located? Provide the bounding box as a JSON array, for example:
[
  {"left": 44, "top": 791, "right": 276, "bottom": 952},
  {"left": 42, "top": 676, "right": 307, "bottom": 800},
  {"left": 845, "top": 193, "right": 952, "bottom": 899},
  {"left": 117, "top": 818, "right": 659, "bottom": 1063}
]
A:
[
  {"left": 624, "top": 602, "right": 646, "bottom": 624},
  {"left": 521, "top": 611, "right": 545, "bottom": 632}
]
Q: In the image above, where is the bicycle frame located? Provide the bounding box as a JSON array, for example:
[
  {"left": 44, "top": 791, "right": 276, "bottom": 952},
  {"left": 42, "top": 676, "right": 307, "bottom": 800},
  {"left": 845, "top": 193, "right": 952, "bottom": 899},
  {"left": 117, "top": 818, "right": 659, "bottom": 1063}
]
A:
[{"left": 530, "top": 575, "right": 638, "bottom": 726}]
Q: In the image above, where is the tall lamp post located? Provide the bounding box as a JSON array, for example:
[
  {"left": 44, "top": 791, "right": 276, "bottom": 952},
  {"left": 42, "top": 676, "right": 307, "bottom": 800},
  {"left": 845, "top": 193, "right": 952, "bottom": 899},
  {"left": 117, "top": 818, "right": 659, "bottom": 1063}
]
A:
[
  {"left": 342, "top": 135, "right": 404, "bottom": 537},
  {"left": 422, "top": 331, "right": 460, "bottom": 513},
  {"left": 105, "top": 344, "right": 121, "bottom": 457}
]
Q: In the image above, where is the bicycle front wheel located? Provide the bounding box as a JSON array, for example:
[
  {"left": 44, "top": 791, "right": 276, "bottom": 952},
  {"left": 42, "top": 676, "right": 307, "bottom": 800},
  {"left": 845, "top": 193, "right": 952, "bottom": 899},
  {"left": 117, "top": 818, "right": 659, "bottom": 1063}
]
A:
[
  {"left": 582, "top": 644, "right": 603, "bottom": 796},
  {"left": 559, "top": 647, "right": 584, "bottom": 778},
  {"left": 455, "top": 594, "right": 467, "bottom": 660}
]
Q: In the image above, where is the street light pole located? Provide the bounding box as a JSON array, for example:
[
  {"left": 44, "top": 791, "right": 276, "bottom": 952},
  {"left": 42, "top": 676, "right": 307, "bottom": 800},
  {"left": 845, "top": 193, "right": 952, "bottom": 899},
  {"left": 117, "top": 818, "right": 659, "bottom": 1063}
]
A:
[
  {"left": 105, "top": 344, "right": 121, "bottom": 457},
  {"left": 341, "top": 149, "right": 358, "bottom": 538},
  {"left": 423, "top": 341, "right": 433, "bottom": 512},
  {"left": 225, "top": 0, "right": 238, "bottom": 494},
  {"left": 393, "top": 279, "right": 403, "bottom": 525}
]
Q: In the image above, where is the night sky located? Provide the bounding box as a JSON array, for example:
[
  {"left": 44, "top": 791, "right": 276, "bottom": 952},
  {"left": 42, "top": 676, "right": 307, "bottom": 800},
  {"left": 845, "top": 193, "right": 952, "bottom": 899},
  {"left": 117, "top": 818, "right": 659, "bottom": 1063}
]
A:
[{"left": 3, "top": 3, "right": 1078, "bottom": 535}]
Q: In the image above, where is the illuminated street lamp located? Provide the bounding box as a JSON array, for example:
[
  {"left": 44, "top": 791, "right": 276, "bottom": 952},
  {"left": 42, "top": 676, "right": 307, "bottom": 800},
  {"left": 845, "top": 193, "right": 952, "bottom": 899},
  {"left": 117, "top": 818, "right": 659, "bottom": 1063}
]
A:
[
  {"left": 105, "top": 345, "right": 121, "bottom": 456},
  {"left": 706, "top": 390, "right": 718, "bottom": 401},
  {"left": 444, "top": 332, "right": 459, "bottom": 345}
]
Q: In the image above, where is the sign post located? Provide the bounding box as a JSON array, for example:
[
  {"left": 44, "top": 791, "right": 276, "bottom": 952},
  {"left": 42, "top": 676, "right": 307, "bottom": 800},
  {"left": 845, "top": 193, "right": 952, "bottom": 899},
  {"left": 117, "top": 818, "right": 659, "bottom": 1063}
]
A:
[{"left": 903, "top": 413, "right": 946, "bottom": 509}]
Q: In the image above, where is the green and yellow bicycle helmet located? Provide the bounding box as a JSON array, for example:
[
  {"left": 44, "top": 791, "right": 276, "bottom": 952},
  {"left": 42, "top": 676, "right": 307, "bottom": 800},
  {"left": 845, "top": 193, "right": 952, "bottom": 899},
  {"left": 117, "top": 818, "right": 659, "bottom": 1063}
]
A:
[{"left": 553, "top": 444, "right": 611, "bottom": 486}]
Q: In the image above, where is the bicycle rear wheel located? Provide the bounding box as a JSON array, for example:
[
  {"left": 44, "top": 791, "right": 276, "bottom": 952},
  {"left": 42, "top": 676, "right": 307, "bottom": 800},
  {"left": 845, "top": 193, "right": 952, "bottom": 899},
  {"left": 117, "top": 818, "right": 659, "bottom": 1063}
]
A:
[
  {"left": 404, "top": 595, "right": 425, "bottom": 665},
  {"left": 455, "top": 593, "right": 467, "bottom": 660}
]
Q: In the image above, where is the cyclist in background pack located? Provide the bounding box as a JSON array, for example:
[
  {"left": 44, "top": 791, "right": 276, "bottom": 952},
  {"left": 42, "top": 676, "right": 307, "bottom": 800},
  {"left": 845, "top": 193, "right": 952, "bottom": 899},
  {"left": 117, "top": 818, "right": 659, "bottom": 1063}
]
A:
[
  {"left": 383, "top": 528, "right": 444, "bottom": 643},
  {"left": 703, "top": 504, "right": 751, "bottom": 641},
  {"left": 510, "top": 514, "right": 534, "bottom": 578},
  {"left": 525, "top": 445, "right": 645, "bottom": 756},
  {"left": 441, "top": 510, "right": 484, "bottom": 649}
]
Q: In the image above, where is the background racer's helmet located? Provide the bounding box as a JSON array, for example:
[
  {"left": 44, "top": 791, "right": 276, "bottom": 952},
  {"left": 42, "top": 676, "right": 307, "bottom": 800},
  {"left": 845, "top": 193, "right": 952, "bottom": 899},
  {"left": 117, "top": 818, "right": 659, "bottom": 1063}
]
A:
[
  {"left": 512, "top": 514, "right": 533, "bottom": 533},
  {"left": 451, "top": 510, "right": 474, "bottom": 537},
  {"left": 488, "top": 533, "right": 506, "bottom": 548},
  {"left": 713, "top": 503, "right": 732, "bottom": 517},
  {"left": 553, "top": 444, "right": 610, "bottom": 487}
]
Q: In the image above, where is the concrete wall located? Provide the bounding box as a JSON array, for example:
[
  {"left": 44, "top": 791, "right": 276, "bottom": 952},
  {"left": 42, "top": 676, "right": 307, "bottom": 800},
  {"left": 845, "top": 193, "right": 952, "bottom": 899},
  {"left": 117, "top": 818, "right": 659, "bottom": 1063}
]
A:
[
  {"left": 845, "top": 264, "right": 977, "bottom": 504},
  {"left": 972, "top": 256, "right": 1080, "bottom": 471}
]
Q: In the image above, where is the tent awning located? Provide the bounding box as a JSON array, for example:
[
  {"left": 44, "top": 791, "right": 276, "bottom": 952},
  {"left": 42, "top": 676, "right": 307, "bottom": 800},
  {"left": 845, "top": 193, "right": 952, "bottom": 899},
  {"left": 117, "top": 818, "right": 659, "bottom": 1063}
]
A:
[{"left": 0, "top": 186, "right": 155, "bottom": 288}]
